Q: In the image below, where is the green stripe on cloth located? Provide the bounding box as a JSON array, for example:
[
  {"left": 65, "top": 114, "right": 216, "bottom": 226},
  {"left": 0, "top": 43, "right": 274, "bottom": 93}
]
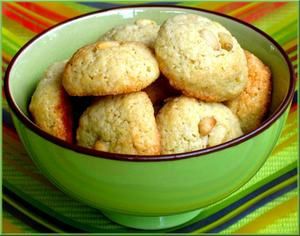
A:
[
  {"left": 191, "top": 177, "right": 297, "bottom": 234},
  {"left": 252, "top": 2, "right": 298, "bottom": 34},
  {"left": 2, "top": 1, "right": 298, "bottom": 234},
  {"left": 223, "top": 188, "right": 298, "bottom": 234},
  {"left": 234, "top": 195, "right": 298, "bottom": 234},
  {"left": 62, "top": 2, "right": 99, "bottom": 12}
]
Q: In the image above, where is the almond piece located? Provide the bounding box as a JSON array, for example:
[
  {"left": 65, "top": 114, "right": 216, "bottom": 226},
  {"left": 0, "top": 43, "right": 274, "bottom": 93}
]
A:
[
  {"left": 94, "top": 140, "right": 109, "bottom": 151},
  {"left": 218, "top": 32, "right": 233, "bottom": 51},
  {"left": 199, "top": 29, "right": 220, "bottom": 50},
  {"left": 199, "top": 117, "right": 217, "bottom": 136}
]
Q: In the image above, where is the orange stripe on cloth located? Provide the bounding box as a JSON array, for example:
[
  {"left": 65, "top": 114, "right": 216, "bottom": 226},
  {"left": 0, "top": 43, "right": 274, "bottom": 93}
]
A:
[
  {"left": 2, "top": 4, "right": 45, "bottom": 33},
  {"left": 234, "top": 196, "right": 298, "bottom": 233},
  {"left": 3, "top": 124, "right": 21, "bottom": 140},
  {"left": 232, "top": 2, "right": 287, "bottom": 21},
  {"left": 189, "top": 2, "right": 228, "bottom": 11},
  {"left": 286, "top": 45, "right": 297, "bottom": 54},
  {"left": 283, "top": 39, "right": 297, "bottom": 51},
  {"left": 290, "top": 103, "right": 298, "bottom": 113},
  {"left": 17, "top": 2, "right": 67, "bottom": 22},
  {"left": 229, "top": 2, "right": 265, "bottom": 16},
  {"left": 290, "top": 55, "right": 297, "bottom": 62},
  {"left": 5, "top": 2, "right": 54, "bottom": 28},
  {"left": 216, "top": 2, "right": 250, "bottom": 14},
  {"left": 34, "top": 2, "right": 82, "bottom": 18},
  {"left": 2, "top": 218, "right": 23, "bottom": 233},
  {"left": 240, "top": 2, "right": 287, "bottom": 22},
  {"left": 2, "top": 2, "right": 85, "bottom": 34},
  {"left": 2, "top": 51, "right": 12, "bottom": 64}
]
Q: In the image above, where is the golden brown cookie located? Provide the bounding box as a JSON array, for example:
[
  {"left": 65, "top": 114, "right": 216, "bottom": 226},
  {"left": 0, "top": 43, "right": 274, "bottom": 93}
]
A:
[
  {"left": 156, "top": 96, "right": 243, "bottom": 154},
  {"left": 29, "top": 61, "right": 73, "bottom": 142},
  {"left": 155, "top": 14, "right": 248, "bottom": 102},
  {"left": 62, "top": 41, "right": 159, "bottom": 96},
  {"left": 225, "top": 50, "right": 272, "bottom": 133},
  {"left": 76, "top": 92, "right": 160, "bottom": 155}
]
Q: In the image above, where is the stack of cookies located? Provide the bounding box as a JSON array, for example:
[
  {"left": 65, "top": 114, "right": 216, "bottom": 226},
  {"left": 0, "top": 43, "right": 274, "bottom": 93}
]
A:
[{"left": 29, "top": 14, "right": 271, "bottom": 156}]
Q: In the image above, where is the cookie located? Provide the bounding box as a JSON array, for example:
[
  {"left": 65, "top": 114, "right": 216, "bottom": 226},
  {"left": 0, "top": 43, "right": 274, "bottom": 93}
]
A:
[
  {"left": 62, "top": 41, "right": 160, "bottom": 96},
  {"left": 100, "top": 19, "right": 160, "bottom": 48},
  {"left": 76, "top": 91, "right": 160, "bottom": 155},
  {"left": 143, "top": 75, "right": 180, "bottom": 114},
  {"left": 29, "top": 61, "right": 73, "bottom": 142},
  {"left": 155, "top": 14, "right": 248, "bottom": 102},
  {"left": 225, "top": 50, "right": 272, "bottom": 133},
  {"left": 156, "top": 96, "right": 243, "bottom": 154}
]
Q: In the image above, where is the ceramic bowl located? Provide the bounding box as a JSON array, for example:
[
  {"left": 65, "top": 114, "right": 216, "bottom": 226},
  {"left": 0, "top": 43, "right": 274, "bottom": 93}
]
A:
[{"left": 4, "top": 5, "right": 295, "bottom": 230}]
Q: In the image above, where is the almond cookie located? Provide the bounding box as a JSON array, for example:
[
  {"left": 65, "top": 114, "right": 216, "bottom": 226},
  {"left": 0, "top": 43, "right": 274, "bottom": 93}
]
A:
[
  {"left": 156, "top": 96, "right": 243, "bottom": 154},
  {"left": 100, "top": 19, "right": 160, "bottom": 48},
  {"left": 76, "top": 91, "right": 160, "bottom": 155},
  {"left": 155, "top": 14, "right": 248, "bottom": 102},
  {"left": 29, "top": 61, "right": 73, "bottom": 142},
  {"left": 62, "top": 41, "right": 160, "bottom": 96},
  {"left": 226, "top": 50, "right": 272, "bottom": 133}
]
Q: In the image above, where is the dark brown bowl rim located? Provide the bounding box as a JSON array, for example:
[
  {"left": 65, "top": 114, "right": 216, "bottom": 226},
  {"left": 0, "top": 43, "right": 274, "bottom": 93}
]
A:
[{"left": 4, "top": 5, "right": 296, "bottom": 162}]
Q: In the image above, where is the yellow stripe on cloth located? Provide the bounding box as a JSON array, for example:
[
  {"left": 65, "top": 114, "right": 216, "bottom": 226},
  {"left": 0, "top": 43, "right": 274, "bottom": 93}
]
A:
[
  {"left": 268, "top": 111, "right": 297, "bottom": 157},
  {"left": 187, "top": 2, "right": 228, "bottom": 10},
  {"left": 2, "top": 27, "right": 26, "bottom": 47},
  {"left": 227, "top": 2, "right": 259, "bottom": 16},
  {"left": 234, "top": 196, "right": 298, "bottom": 233},
  {"left": 2, "top": 51, "right": 13, "bottom": 63},
  {"left": 192, "top": 176, "right": 296, "bottom": 234},
  {"left": 271, "top": 135, "right": 297, "bottom": 156},
  {"left": 283, "top": 38, "right": 298, "bottom": 51},
  {"left": 6, "top": 2, "right": 57, "bottom": 26},
  {"left": 281, "top": 122, "right": 297, "bottom": 138},
  {"left": 35, "top": 2, "right": 82, "bottom": 18},
  {"left": 281, "top": 111, "right": 297, "bottom": 137},
  {"left": 258, "top": 211, "right": 298, "bottom": 234}
]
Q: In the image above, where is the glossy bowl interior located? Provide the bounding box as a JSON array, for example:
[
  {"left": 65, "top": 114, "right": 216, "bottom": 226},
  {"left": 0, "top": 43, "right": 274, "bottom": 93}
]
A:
[{"left": 5, "top": 6, "right": 294, "bottom": 216}]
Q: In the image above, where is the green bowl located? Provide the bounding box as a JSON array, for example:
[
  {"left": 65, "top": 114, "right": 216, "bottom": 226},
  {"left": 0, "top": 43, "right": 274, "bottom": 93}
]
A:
[{"left": 4, "top": 5, "right": 295, "bottom": 230}]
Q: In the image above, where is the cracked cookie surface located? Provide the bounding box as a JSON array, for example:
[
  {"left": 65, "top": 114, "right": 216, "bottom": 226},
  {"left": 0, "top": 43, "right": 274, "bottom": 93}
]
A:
[
  {"left": 29, "top": 61, "right": 73, "bottom": 142},
  {"left": 62, "top": 41, "right": 159, "bottom": 96},
  {"left": 226, "top": 50, "right": 272, "bottom": 133},
  {"left": 156, "top": 96, "right": 243, "bottom": 154},
  {"left": 76, "top": 91, "right": 160, "bottom": 155},
  {"left": 155, "top": 14, "right": 248, "bottom": 102}
]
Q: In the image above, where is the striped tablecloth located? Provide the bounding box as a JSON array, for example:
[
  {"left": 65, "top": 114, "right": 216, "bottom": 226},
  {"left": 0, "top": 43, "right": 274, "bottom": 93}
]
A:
[{"left": 2, "top": 1, "right": 298, "bottom": 234}]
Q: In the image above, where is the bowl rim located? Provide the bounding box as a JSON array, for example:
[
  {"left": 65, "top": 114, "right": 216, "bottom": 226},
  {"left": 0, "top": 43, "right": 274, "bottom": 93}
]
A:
[{"left": 4, "top": 4, "right": 296, "bottom": 162}]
